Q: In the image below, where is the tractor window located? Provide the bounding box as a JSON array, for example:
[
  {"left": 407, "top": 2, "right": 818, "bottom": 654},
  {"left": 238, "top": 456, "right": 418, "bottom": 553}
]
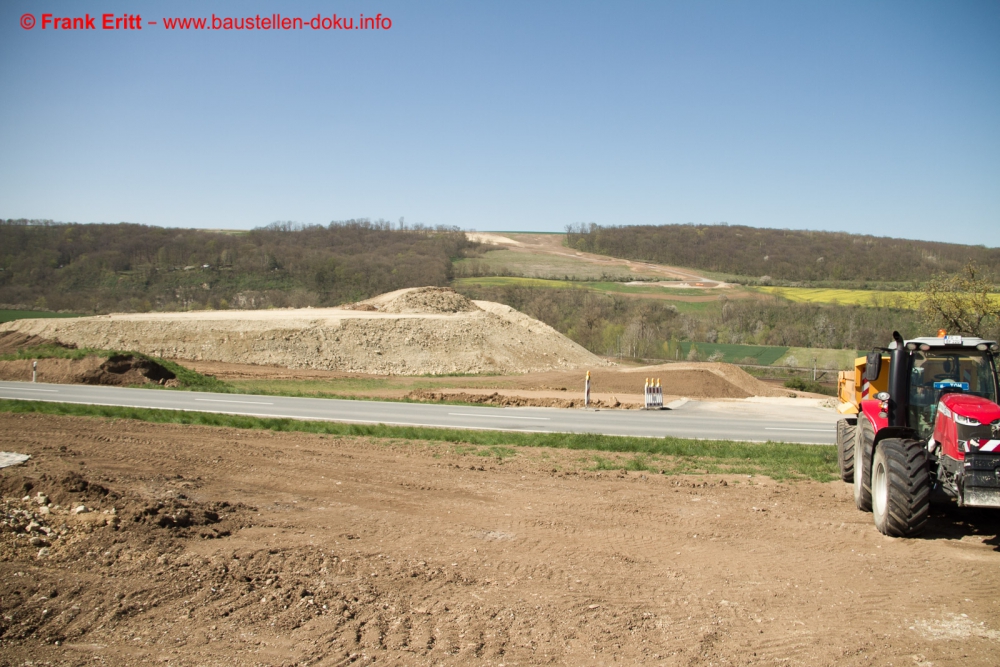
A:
[{"left": 908, "top": 351, "right": 999, "bottom": 440}]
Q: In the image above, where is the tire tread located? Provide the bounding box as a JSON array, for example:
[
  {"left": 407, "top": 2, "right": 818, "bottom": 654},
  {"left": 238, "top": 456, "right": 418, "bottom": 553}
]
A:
[
  {"left": 837, "top": 419, "right": 856, "bottom": 482},
  {"left": 876, "top": 438, "right": 930, "bottom": 537},
  {"left": 854, "top": 419, "right": 873, "bottom": 511}
]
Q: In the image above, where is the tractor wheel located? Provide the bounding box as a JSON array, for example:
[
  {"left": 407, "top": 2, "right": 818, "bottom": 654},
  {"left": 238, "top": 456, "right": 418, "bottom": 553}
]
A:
[
  {"left": 871, "top": 438, "right": 931, "bottom": 537},
  {"left": 853, "top": 418, "right": 874, "bottom": 512},
  {"left": 836, "top": 419, "right": 856, "bottom": 482}
]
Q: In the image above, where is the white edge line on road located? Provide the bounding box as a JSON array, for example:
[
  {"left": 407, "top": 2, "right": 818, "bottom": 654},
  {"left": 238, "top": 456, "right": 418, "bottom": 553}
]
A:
[
  {"left": 765, "top": 428, "right": 835, "bottom": 432},
  {"left": 2, "top": 387, "right": 59, "bottom": 392},
  {"left": 448, "top": 412, "right": 550, "bottom": 421},
  {"left": 195, "top": 398, "right": 274, "bottom": 405},
  {"left": 0, "top": 395, "right": 832, "bottom": 445}
]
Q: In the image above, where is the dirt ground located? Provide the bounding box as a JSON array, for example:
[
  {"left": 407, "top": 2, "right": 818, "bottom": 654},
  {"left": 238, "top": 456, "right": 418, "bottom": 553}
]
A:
[{"left": 1, "top": 412, "right": 998, "bottom": 666}]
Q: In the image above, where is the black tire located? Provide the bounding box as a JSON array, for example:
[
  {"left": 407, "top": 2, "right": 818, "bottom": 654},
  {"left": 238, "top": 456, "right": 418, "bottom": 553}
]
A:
[
  {"left": 836, "top": 418, "right": 857, "bottom": 482},
  {"left": 853, "top": 418, "right": 874, "bottom": 512},
  {"left": 871, "top": 438, "right": 931, "bottom": 537}
]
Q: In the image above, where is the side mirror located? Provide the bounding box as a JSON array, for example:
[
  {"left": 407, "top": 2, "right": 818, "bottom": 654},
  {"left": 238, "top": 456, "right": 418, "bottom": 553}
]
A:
[{"left": 865, "top": 350, "right": 883, "bottom": 383}]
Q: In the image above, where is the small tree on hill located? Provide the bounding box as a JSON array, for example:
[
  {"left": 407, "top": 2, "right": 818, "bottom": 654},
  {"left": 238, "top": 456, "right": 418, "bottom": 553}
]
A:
[{"left": 921, "top": 262, "right": 1000, "bottom": 337}]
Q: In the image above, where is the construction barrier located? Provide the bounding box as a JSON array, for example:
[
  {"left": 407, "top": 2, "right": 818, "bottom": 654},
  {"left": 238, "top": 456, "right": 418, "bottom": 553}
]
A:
[{"left": 644, "top": 378, "right": 663, "bottom": 409}]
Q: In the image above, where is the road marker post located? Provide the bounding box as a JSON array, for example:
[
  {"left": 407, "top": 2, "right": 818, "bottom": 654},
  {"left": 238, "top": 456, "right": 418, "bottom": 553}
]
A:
[
  {"left": 585, "top": 371, "right": 591, "bottom": 408},
  {"left": 32, "top": 361, "right": 37, "bottom": 383}
]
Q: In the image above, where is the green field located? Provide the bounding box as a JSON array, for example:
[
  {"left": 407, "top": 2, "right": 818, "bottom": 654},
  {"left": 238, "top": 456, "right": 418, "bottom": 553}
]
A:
[
  {"left": 0, "top": 309, "right": 81, "bottom": 323},
  {"left": 455, "top": 276, "right": 580, "bottom": 289},
  {"left": 773, "top": 347, "right": 862, "bottom": 370},
  {"left": 667, "top": 342, "right": 790, "bottom": 365},
  {"left": 660, "top": 342, "right": 861, "bottom": 369},
  {"left": 455, "top": 248, "right": 642, "bottom": 280}
]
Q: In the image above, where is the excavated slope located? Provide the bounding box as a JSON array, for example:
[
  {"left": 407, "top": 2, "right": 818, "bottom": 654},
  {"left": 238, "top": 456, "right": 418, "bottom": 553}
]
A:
[
  {"left": 0, "top": 288, "right": 608, "bottom": 375},
  {"left": 618, "top": 362, "right": 791, "bottom": 398}
]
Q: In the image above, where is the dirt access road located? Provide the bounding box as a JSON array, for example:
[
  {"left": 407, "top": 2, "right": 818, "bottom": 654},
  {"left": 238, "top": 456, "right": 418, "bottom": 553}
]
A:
[
  {"left": 471, "top": 233, "right": 720, "bottom": 285},
  {"left": 2, "top": 412, "right": 998, "bottom": 666}
]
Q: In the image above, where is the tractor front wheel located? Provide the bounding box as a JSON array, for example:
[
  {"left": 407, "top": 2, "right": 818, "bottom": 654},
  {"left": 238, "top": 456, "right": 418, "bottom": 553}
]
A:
[
  {"left": 837, "top": 418, "right": 856, "bottom": 482},
  {"left": 871, "top": 438, "right": 931, "bottom": 537}
]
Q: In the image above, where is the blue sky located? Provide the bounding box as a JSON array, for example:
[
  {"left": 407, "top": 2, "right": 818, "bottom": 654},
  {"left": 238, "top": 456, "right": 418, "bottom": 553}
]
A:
[{"left": 1, "top": 1, "right": 998, "bottom": 244}]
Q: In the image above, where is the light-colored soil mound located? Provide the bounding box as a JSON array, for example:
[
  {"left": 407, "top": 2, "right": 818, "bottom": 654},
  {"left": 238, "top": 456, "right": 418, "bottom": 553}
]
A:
[
  {"left": 350, "top": 287, "right": 482, "bottom": 314},
  {"left": 0, "top": 289, "right": 608, "bottom": 376}
]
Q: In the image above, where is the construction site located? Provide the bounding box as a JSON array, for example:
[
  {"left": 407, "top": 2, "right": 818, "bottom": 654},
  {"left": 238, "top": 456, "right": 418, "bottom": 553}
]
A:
[{"left": 1, "top": 285, "right": 999, "bottom": 666}]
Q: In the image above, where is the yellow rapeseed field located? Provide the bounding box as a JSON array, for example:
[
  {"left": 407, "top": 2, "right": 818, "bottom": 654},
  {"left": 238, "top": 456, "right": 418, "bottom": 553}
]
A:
[{"left": 755, "top": 286, "right": 923, "bottom": 308}]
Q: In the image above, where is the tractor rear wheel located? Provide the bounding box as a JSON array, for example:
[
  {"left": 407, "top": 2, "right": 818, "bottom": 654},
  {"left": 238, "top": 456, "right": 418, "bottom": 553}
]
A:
[
  {"left": 871, "top": 438, "right": 930, "bottom": 537},
  {"left": 836, "top": 418, "right": 856, "bottom": 482},
  {"left": 853, "top": 418, "right": 874, "bottom": 511}
]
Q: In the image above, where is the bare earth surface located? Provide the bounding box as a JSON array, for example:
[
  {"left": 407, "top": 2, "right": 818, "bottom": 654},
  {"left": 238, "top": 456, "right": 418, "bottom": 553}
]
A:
[
  {"left": 2, "top": 413, "right": 998, "bottom": 666},
  {"left": 493, "top": 234, "right": 723, "bottom": 284},
  {"left": 0, "top": 289, "right": 607, "bottom": 376}
]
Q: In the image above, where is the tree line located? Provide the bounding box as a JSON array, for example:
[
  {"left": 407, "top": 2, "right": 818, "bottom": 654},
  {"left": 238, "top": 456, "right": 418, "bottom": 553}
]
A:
[
  {"left": 565, "top": 223, "right": 1000, "bottom": 284},
  {"left": 453, "top": 283, "right": 933, "bottom": 361},
  {"left": 0, "top": 219, "right": 477, "bottom": 313}
]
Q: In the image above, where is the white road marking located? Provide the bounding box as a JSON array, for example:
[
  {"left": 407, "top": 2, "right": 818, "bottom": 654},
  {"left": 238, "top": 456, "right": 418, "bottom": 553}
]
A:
[
  {"left": 448, "top": 413, "right": 551, "bottom": 421},
  {"left": 195, "top": 398, "right": 274, "bottom": 405},
  {"left": 1, "top": 387, "right": 59, "bottom": 393},
  {"left": 766, "top": 427, "right": 835, "bottom": 432}
]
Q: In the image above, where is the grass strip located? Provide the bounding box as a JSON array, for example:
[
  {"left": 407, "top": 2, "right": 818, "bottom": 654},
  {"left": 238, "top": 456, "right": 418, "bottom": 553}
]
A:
[{"left": 0, "top": 398, "right": 837, "bottom": 482}]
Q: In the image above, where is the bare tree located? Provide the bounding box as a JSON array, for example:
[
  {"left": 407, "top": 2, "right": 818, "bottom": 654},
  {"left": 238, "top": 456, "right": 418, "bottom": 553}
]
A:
[{"left": 921, "top": 262, "right": 1000, "bottom": 337}]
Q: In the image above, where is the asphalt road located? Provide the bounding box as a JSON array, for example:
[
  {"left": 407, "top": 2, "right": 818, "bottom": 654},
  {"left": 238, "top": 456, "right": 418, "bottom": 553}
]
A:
[{"left": 0, "top": 381, "right": 840, "bottom": 445}]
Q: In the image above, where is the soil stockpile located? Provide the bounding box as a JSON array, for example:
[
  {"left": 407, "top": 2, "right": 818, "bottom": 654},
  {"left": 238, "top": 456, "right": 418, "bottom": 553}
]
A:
[
  {"left": 0, "top": 288, "right": 607, "bottom": 376},
  {"left": 350, "top": 286, "right": 482, "bottom": 314},
  {"left": 0, "top": 354, "right": 177, "bottom": 387},
  {"left": 1, "top": 412, "right": 998, "bottom": 665}
]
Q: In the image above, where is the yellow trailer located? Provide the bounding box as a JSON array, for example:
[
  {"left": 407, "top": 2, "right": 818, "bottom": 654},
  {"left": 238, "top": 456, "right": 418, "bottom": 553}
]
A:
[{"left": 837, "top": 354, "right": 889, "bottom": 414}]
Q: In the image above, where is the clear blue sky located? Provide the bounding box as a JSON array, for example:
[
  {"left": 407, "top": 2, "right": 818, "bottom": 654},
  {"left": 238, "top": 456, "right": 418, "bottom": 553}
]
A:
[{"left": 2, "top": 1, "right": 998, "bottom": 244}]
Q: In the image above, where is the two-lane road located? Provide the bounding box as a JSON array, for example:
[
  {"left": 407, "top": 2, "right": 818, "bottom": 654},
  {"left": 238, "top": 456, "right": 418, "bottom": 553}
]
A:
[{"left": 0, "top": 382, "right": 839, "bottom": 444}]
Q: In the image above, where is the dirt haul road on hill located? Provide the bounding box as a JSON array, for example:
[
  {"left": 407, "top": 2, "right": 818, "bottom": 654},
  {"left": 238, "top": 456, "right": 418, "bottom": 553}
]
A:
[{"left": 1, "top": 412, "right": 998, "bottom": 666}]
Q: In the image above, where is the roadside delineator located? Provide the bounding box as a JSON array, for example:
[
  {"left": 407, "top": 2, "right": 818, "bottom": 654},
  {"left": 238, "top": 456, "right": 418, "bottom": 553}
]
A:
[
  {"left": 585, "top": 370, "right": 591, "bottom": 408},
  {"left": 644, "top": 378, "right": 663, "bottom": 409}
]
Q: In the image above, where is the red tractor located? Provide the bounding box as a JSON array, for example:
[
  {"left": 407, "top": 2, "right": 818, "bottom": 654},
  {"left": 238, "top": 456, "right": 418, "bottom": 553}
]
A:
[{"left": 836, "top": 332, "right": 1000, "bottom": 536}]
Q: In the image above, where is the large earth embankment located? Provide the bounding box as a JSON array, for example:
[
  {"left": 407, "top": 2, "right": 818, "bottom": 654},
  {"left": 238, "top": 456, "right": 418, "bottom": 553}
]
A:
[{"left": 0, "top": 288, "right": 608, "bottom": 375}]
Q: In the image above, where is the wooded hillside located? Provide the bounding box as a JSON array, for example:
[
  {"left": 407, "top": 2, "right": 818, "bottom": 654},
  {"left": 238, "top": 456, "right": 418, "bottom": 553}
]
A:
[
  {"left": 565, "top": 224, "right": 1000, "bottom": 283},
  {"left": 0, "top": 219, "right": 475, "bottom": 314}
]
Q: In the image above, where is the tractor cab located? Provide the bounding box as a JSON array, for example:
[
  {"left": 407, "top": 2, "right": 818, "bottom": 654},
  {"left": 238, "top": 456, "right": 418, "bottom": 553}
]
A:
[{"left": 903, "top": 337, "right": 1000, "bottom": 442}]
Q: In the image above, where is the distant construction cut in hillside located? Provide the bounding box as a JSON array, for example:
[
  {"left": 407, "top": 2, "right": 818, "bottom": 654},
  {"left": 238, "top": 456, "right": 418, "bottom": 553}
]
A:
[{"left": 0, "top": 287, "right": 609, "bottom": 376}]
